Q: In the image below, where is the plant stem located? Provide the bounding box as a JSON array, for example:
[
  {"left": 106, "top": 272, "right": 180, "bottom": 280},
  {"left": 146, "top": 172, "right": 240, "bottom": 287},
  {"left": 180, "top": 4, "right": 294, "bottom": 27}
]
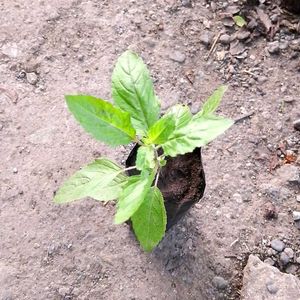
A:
[
  {"left": 122, "top": 166, "right": 137, "bottom": 173},
  {"left": 154, "top": 169, "right": 160, "bottom": 187}
]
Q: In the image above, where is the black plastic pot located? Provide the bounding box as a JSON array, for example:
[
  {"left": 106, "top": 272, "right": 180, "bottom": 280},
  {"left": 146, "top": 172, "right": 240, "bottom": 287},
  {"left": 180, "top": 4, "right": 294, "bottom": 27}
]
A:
[{"left": 126, "top": 145, "right": 206, "bottom": 230}]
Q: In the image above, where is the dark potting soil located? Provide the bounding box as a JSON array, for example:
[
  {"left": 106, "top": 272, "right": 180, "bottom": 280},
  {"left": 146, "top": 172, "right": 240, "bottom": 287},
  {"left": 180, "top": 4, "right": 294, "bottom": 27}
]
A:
[{"left": 126, "top": 146, "right": 206, "bottom": 229}]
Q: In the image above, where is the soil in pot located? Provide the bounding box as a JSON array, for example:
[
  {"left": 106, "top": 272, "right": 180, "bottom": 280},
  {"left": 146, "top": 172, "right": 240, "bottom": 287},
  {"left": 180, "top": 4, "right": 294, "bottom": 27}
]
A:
[{"left": 126, "top": 145, "right": 206, "bottom": 230}]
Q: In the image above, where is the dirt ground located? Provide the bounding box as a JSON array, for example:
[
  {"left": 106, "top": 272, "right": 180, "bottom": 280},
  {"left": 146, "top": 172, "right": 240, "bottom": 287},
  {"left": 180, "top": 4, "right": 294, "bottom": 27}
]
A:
[{"left": 1, "top": 0, "right": 299, "bottom": 299}]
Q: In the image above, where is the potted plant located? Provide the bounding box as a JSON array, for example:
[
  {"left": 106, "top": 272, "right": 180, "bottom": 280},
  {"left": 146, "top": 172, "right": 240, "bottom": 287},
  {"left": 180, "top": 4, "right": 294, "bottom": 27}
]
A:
[{"left": 54, "top": 50, "right": 233, "bottom": 251}]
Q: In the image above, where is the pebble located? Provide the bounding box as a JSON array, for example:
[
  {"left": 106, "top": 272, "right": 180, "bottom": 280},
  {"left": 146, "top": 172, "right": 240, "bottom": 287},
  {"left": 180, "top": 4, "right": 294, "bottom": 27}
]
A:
[
  {"left": 270, "top": 239, "right": 285, "bottom": 252},
  {"left": 284, "top": 248, "right": 294, "bottom": 259},
  {"left": 212, "top": 276, "right": 228, "bottom": 290},
  {"left": 220, "top": 34, "right": 231, "bottom": 45},
  {"left": 169, "top": 51, "right": 186, "bottom": 63},
  {"left": 292, "top": 211, "right": 300, "bottom": 221},
  {"left": 267, "top": 41, "right": 280, "bottom": 54},
  {"left": 237, "top": 30, "right": 250, "bottom": 40},
  {"left": 1, "top": 42, "right": 19, "bottom": 58},
  {"left": 296, "top": 195, "right": 300, "bottom": 203},
  {"left": 283, "top": 96, "right": 295, "bottom": 103},
  {"left": 26, "top": 72, "right": 38, "bottom": 85},
  {"left": 293, "top": 119, "right": 300, "bottom": 131},
  {"left": 279, "top": 252, "right": 290, "bottom": 266},
  {"left": 266, "top": 281, "right": 279, "bottom": 294},
  {"left": 263, "top": 258, "right": 275, "bottom": 266},
  {"left": 199, "top": 32, "right": 213, "bottom": 47},
  {"left": 296, "top": 257, "right": 300, "bottom": 264},
  {"left": 285, "top": 264, "right": 298, "bottom": 274},
  {"left": 279, "top": 41, "right": 289, "bottom": 50},
  {"left": 257, "top": 76, "right": 268, "bottom": 84},
  {"left": 181, "top": 0, "right": 192, "bottom": 7},
  {"left": 232, "top": 193, "right": 242, "bottom": 203},
  {"left": 13, "top": 167, "right": 18, "bottom": 174},
  {"left": 277, "top": 165, "right": 300, "bottom": 185}
]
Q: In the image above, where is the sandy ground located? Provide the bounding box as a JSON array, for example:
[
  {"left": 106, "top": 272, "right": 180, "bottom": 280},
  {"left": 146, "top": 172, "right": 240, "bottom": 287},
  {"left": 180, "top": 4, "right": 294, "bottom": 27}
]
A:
[{"left": 1, "top": 0, "right": 299, "bottom": 299}]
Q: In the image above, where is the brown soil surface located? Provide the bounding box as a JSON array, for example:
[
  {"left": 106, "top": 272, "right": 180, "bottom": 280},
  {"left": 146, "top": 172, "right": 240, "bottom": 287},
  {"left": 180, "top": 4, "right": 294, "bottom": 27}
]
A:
[{"left": 1, "top": 1, "right": 299, "bottom": 299}]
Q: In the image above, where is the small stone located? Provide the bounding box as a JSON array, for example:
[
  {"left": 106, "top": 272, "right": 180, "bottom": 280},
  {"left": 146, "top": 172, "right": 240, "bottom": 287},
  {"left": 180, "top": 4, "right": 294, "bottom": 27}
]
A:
[
  {"left": 280, "top": 252, "right": 290, "bottom": 266},
  {"left": 13, "top": 167, "right": 18, "bottom": 174},
  {"left": 222, "top": 17, "right": 235, "bottom": 27},
  {"left": 26, "top": 72, "right": 38, "bottom": 85},
  {"left": 199, "top": 32, "right": 213, "bottom": 47},
  {"left": 270, "top": 14, "right": 279, "bottom": 23},
  {"left": 1, "top": 42, "right": 19, "bottom": 58},
  {"left": 257, "top": 76, "right": 268, "bottom": 84},
  {"left": 232, "top": 193, "right": 243, "bottom": 203},
  {"left": 296, "top": 257, "right": 300, "bottom": 264},
  {"left": 296, "top": 195, "right": 300, "bottom": 203},
  {"left": 293, "top": 211, "right": 300, "bottom": 221},
  {"left": 220, "top": 34, "right": 231, "bottom": 45},
  {"left": 283, "top": 96, "right": 295, "bottom": 103},
  {"left": 263, "top": 258, "right": 275, "bottom": 266},
  {"left": 267, "top": 41, "right": 280, "bottom": 54},
  {"left": 266, "top": 281, "right": 279, "bottom": 294},
  {"left": 284, "top": 248, "right": 294, "bottom": 259},
  {"left": 237, "top": 30, "right": 251, "bottom": 40},
  {"left": 293, "top": 119, "right": 300, "bottom": 131},
  {"left": 169, "top": 51, "right": 186, "bottom": 63},
  {"left": 279, "top": 41, "right": 289, "bottom": 50},
  {"left": 271, "top": 239, "right": 285, "bottom": 252},
  {"left": 212, "top": 276, "right": 228, "bottom": 290},
  {"left": 277, "top": 165, "right": 300, "bottom": 185},
  {"left": 285, "top": 264, "right": 298, "bottom": 274},
  {"left": 181, "top": 0, "right": 192, "bottom": 7},
  {"left": 226, "top": 5, "right": 240, "bottom": 14}
]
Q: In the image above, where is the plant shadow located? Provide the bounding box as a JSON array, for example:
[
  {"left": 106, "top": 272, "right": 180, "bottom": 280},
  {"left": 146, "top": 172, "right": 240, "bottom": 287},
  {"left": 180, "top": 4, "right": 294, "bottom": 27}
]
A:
[{"left": 149, "top": 212, "right": 217, "bottom": 299}]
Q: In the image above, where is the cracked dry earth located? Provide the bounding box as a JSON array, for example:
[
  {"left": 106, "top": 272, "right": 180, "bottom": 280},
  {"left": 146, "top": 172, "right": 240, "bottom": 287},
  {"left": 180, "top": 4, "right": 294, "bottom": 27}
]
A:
[{"left": 0, "top": 0, "right": 300, "bottom": 299}]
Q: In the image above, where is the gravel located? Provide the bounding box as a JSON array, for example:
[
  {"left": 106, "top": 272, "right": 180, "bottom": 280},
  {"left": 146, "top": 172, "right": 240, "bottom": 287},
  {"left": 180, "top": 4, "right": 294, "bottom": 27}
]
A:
[
  {"left": 292, "top": 211, "right": 300, "bottom": 221},
  {"left": 279, "top": 252, "right": 290, "bottom": 266},
  {"left": 26, "top": 72, "right": 38, "bottom": 85},
  {"left": 220, "top": 34, "right": 231, "bottom": 45},
  {"left": 293, "top": 119, "right": 300, "bottom": 131},
  {"left": 199, "top": 32, "right": 213, "bottom": 47},
  {"left": 169, "top": 51, "right": 186, "bottom": 63},
  {"left": 267, "top": 41, "right": 280, "bottom": 54},
  {"left": 270, "top": 239, "right": 285, "bottom": 252},
  {"left": 284, "top": 248, "right": 294, "bottom": 259},
  {"left": 212, "top": 276, "right": 228, "bottom": 290}
]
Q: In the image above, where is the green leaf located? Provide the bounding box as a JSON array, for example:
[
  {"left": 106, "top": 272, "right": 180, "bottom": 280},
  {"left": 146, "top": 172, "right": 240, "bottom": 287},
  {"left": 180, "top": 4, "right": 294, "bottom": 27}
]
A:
[
  {"left": 111, "top": 50, "right": 160, "bottom": 135},
  {"left": 131, "top": 187, "right": 167, "bottom": 252},
  {"left": 136, "top": 146, "right": 156, "bottom": 171},
  {"left": 199, "top": 86, "right": 228, "bottom": 117},
  {"left": 162, "top": 115, "right": 234, "bottom": 157},
  {"left": 233, "top": 15, "right": 247, "bottom": 27},
  {"left": 114, "top": 172, "right": 153, "bottom": 224},
  {"left": 165, "top": 105, "right": 192, "bottom": 130},
  {"left": 65, "top": 95, "right": 136, "bottom": 147},
  {"left": 54, "top": 158, "right": 126, "bottom": 203},
  {"left": 147, "top": 115, "right": 175, "bottom": 144}
]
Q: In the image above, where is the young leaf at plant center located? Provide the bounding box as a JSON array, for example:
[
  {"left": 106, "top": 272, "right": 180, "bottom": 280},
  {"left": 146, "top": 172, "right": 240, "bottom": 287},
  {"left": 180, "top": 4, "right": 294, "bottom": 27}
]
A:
[
  {"left": 114, "top": 172, "right": 154, "bottom": 224},
  {"left": 233, "top": 15, "right": 247, "bottom": 27},
  {"left": 131, "top": 187, "right": 167, "bottom": 252},
  {"left": 65, "top": 95, "right": 136, "bottom": 146},
  {"left": 147, "top": 115, "right": 175, "bottom": 145},
  {"left": 136, "top": 146, "right": 156, "bottom": 171},
  {"left": 162, "top": 115, "right": 234, "bottom": 157},
  {"left": 111, "top": 50, "right": 160, "bottom": 135},
  {"left": 198, "top": 86, "right": 228, "bottom": 117},
  {"left": 165, "top": 105, "right": 192, "bottom": 130},
  {"left": 54, "top": 158, "right": 127, "bottom": 204}
]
